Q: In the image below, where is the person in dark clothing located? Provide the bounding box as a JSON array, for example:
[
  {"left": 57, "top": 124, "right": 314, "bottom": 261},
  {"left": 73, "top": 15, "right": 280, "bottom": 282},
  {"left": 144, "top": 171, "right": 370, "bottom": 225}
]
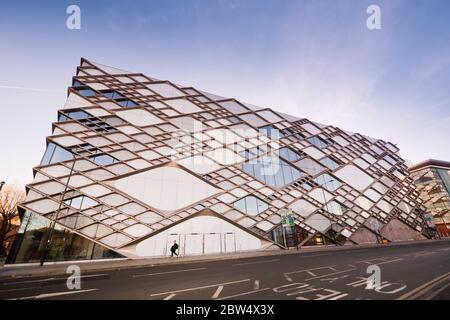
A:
[{"left": 170, "top": 241, "right": 179, "bottom": 257}]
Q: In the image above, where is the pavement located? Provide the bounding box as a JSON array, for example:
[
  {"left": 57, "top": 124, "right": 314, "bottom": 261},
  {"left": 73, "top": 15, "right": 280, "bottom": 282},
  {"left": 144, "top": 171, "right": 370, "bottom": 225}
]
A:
[{"left": 0, "top": 239, "right": 449, "bottom": 300}]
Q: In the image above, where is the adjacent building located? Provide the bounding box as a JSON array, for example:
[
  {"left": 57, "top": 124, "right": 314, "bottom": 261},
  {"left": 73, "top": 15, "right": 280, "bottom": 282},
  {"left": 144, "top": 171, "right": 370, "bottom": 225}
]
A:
[
  {"left": 7, "top": 58, "right": 429, "bottom": 264},
  {"left": 409, "top": 159, "right": 450, "bottom": 237}
]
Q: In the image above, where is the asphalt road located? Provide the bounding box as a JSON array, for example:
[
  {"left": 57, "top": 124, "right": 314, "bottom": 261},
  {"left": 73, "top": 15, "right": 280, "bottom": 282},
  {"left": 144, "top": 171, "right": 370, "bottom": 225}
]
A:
[{"left": 1, "top": 240, "right": 449, "bottom": 300}]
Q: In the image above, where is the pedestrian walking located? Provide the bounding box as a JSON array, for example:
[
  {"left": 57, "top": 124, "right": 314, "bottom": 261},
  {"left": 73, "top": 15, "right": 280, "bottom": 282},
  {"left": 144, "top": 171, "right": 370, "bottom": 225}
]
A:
[{"left": 170, "top": 240, "right": 179, "bottom": 257}]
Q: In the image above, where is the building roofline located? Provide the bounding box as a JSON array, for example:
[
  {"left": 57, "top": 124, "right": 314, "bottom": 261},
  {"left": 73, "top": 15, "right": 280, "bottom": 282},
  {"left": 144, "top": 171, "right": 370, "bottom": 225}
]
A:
[{"left": 408, "top": 159, "right": 450, "bottom": 172}]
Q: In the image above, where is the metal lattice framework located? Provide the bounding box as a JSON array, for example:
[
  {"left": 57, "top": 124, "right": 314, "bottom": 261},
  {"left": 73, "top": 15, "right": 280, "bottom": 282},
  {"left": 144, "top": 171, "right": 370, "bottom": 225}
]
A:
[{"left": 17, "top": 58, "right": 429, "bottom": 258}]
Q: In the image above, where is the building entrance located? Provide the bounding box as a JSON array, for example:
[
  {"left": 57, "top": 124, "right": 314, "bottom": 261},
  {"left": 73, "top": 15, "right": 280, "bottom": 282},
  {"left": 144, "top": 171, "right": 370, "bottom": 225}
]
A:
[{"left": 165, "top": 232, "right": 236, "bottom": 256}]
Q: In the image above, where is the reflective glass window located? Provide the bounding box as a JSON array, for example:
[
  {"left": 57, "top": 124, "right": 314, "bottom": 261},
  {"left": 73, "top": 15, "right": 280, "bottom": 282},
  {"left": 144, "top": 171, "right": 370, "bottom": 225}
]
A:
[
  {"left": 91, "top": 154, "right": 117, "bottom": 165},
  {"left": 315, "top": 173, "right": 342, "bottom": 191},
  {"left": 279, "top": 147, "right": 301, "bottom": 162},
  {"left": 40, "top": 143, "right": 74, "bottom": 165},
  {"left": 59, "top": 110, "right": 91, "bottom": 122},
  {"left": 308, "top": 136, "right": 328, "bottom": 149},
  {"left": 234, "top": 196, "right": 268, "bottom": 216},
  {"left": 7, "top": 211, "right": 122, "bottom": 264},
  {"left": 76, "top": 88, "right": 96, "bottom": 97},
  {"left": 117, "top": 99, "right": 138, "bottom": 108},
  {"left": 436, "top": 169, "right": 450, "bottom": 194},
  {"left": 320, "top": 157, "right": 339, "bottom": 170},
  {"left": 260, "top": 125, "right": 283, "bottom": 139},
  {"left": 241, "top": 155, "right": 303, "bottom": 188},
  {"left": 102, "top": 90, "right": 124, "bottom": 99},
  {"left": 296, "top": 158, "right": 325, "bottom": 176},
  {"left": 65, "top": 196, "right": 98, "bottom": 210}
]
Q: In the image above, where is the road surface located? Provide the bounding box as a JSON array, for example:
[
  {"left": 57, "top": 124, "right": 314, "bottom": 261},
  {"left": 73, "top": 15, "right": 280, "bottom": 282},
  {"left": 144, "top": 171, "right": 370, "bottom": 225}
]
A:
[{"left": 1, "top": 240, "right": 449, "bottom": 300}]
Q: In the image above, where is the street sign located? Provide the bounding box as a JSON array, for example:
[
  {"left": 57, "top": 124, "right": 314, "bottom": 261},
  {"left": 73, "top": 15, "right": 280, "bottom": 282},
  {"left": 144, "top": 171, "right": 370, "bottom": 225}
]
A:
[{"left": 282, "top": 214, "right": 295, "bottom": 227}]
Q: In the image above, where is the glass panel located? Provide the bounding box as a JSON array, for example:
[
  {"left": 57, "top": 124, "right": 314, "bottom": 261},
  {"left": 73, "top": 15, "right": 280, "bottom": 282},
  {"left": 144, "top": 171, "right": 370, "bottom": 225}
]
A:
[
  {"left": 308, "top": 136, "right": 328, "bottom": 149},
  {"left": 102, "top": 90, "right": 124, "bottom": 99},
  {"left": 296, "top": 158, "right": 325, "bottom": 176},
  {"left": 320, "top": 157, "right": 339, "bottom": 170},
  {"left": 65, "top": 196, "right": 98, "bottom": 210},
  {"left": 233, "top": 196, "right": 268, "bottom": 216},
  {"left": 325, "top": 201, "right": 346, "bottom": 216},
  {"left": 40, "top": 143, "right": 74, "bottom": 165},
  {"left": 334, "top": 165, "right": 374, "bottom": 191},
  {"left": 76, "top": 88, "right": 96, "bottom": 97},
  {"left": 315, "top": 173, "right": 341, "bottom": 191},
  {"left": 260, "top": 125, "right": 283, "bottom": 140},
  {"left": 239, "top": 113, "right": 267, "bottom": 128},
  {"left": 6, "top": 212, "right": 122, "bottom": 264},
  {"left": 220, "top": 100, "right": 248, "bottom": 114},
  {"left": 117, "top": 99, "right": 138, "bottom": 108},
  {"left": 91, "top": 154, "right": 117, "bottom": 165},
  {"left": 279, "top": 147, "right": 301, "bottom": 162},
  {"left": 67, "top": 110, "right": 91, "bottom": 120},
  {"left": 436, "top": 169, "right": 450, "bottom": 194},
  {"left": 241, "top": 155, "right": 303, "bottom": 188}
]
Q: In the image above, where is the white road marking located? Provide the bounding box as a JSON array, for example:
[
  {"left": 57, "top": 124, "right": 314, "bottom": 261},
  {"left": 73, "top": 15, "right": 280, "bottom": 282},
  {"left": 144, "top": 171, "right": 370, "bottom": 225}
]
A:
[
  {"left": 217, "top": 288, "right": 270, "bottom": 300},
  {"left": 328, "top": 293, "right": 349, "bottom": 300},
  {"left": 150, "top": 279, "right": 251, "bottom": 297},
  {"left": 305, "top": 266, "right": 356, "bottom": 281},
  {"left": 284, "top": 274, "right": 293, "bottom": 282},
  {"left": 285, "top": 265, "right": 337, "bottom": 277},
  {"left": 211, "top": 286, "right": 224, "bottom": 299},
  {"left": 163, "top": 293, "right": 176, "bottom": 300},
  {"left": 2, "top": 277, "right": 58, "bottom": 285},
  {"left": 10, "top": 288, "right": 98, "bottom": 300},
  {"left": 320, "top": 274, "right": 349, "bottom": 283},
  {"left": 232, "top": 259, "right": 280, "bottom": 267},
  {"left": 3, "top": 274, "right": 108, "bottom": 286},
  {"left": 397, "top": 272, "right": 450, "bottom": 300},
  {"left": 133, "top": 267, "right": 206, "bottom": 277},
  {"left": 356, "top": 257, "right": 403, "bottom": 265},
  {"left": 254, "top": 280, "right": 260, "bottom": 290}
]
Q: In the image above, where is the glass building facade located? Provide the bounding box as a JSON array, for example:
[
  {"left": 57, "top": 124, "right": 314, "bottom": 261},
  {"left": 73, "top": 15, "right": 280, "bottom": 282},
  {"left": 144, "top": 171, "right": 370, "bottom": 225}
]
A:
[
  {"left": 7, "top": 58, "right": 430, "bottom": 263},
  {"left": 409, "top": 159, "right": 450, "bottom": 237}
]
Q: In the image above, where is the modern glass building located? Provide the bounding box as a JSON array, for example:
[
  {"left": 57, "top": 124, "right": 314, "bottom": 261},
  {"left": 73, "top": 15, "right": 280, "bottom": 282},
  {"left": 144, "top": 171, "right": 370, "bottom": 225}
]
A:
[
  {"left": 409, "top": 159, "right": 450, "bottom": 237},
  {"left": 7, "top": 58, "right": 429, "bottom": 264}
]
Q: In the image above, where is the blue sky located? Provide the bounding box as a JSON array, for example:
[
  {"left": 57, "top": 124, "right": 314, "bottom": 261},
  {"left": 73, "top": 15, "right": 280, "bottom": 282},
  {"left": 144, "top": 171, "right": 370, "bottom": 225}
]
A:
[{"left": 1, "top": 0, "right": 449, "bottom": 186}]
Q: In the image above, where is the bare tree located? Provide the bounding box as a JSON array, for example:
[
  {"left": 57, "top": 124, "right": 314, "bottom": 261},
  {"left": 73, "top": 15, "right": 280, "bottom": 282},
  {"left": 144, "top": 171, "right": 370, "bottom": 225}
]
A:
[{"left": 0, "top": 184, "right": 25, "bottom": 257}]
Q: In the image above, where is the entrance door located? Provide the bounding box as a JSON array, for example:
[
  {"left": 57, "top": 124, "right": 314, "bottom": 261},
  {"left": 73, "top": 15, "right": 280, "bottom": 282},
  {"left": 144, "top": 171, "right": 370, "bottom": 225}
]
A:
[
  {"left": 204, "top": 233, "right": 221, "bottom": 254},
  {"left": 224, "top": 232, "right": 236, "bottom": 253},
  {"left": 185, "top": 233, "right": 203, "bottom": 255}
]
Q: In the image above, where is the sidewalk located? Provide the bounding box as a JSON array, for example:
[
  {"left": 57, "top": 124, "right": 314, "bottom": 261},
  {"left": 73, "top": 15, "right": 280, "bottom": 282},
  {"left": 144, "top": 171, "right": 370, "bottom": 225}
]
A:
[{"left": 1, "top": 239, "right": 448, "bottom": 280}]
